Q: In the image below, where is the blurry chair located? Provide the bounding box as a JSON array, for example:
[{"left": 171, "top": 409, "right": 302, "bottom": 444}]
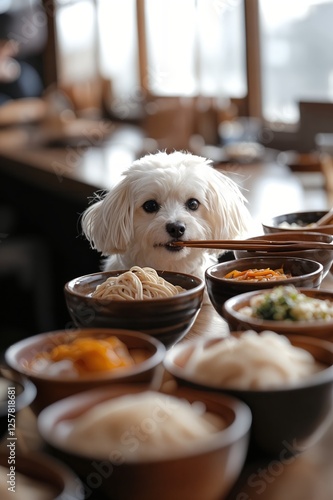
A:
[{"left": 298, "top": 101, "right": 333, "bottom": 152}]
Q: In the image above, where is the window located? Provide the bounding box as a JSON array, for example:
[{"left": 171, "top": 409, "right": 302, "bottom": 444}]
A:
[
  {"left": 259, "top": 0, "right": 333, "bottom": 123},
  {"left": 51, "top": 0, "right": 333, "bottom": 132},
  {"left": 145, "top": 0, "right": 246, "bottom": 98},
  {"left": 53, "top": 0, "right": 246, "bottom": 104}
]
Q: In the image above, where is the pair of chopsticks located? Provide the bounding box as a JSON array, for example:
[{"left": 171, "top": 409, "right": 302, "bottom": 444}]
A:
[{"left": 171, "top": 239, "right": 333, "bottom": 252}]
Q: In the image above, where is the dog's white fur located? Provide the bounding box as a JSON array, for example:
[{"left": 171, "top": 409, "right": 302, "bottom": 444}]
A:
[{"left": 81, "top": 151, "right": 251, "bottom": 282}]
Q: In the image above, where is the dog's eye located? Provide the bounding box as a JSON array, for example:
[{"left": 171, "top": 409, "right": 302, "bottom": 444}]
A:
[
  {"left": 142, "top": 200, "right": 160, "bottom": 213},
  {"left": 186, "top": 198, "right": 200, "bottom": 211}
]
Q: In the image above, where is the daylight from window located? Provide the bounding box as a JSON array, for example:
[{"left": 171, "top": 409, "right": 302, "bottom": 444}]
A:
[{"left": 260, "top": 0, "right": 333, "bottom": 123}]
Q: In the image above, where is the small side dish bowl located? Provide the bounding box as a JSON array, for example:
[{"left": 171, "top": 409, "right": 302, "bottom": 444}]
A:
[
  {"left": 262, "top": 210, "right": 333, "bottom": 235},
  {"left": 0, "top": 367, "right": 36, "bottom": 439},
  {"left": 205, "top": 256, "right": 323, "bottom": 314},
  {"left": 4, "top": 328, "right": 165, "bottom": 414},
  {"left": 37, "top": 384, "right": 252, "bottom": 500},
  {"left": 0, "top": 451, "right": 84, "bottom": 499},
  {"left": 164, "top": 333, "right": 333, "bottom": 456},
  {"left": 234, "top": 231, "right": 333, "bottom": 278},
  {"left": 222, "top": 287, "right": 333, "bottom": 341},
  {"left": 64, "top": 270, "right": 205, "bottom": 348}
]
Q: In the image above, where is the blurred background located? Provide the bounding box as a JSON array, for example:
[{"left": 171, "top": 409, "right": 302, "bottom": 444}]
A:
[{"left": 1, "top": 0, "right": 333, "bottom": 347}]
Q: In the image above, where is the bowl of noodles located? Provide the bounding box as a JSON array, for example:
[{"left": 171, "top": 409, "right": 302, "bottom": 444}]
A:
[
  {"left": 205, "top": 256, "right": 323, "bottom": 315},
  {"left": 64, "top": 267, "right": 205, "bottom": 348},
  {"left": 37, "top": 383, "right": 252, "bottom": 500},
  {"left": 4, "top": 328, "right": 166, "bottom": 414},
  {"left": 164, "top": 331, "right": 333, "bottom": 455}
]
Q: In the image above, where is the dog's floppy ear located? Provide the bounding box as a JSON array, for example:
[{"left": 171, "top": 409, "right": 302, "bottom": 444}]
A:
[
  {"left": 204, "top": 167, "right": 252, "bottom": 240},
  {"left": 81, "top": 180, "right": 134, "bottom": 255}
]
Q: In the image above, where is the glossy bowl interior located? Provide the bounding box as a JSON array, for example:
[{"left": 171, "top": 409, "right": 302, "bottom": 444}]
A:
[
  {"left": 0, "top": 451, "right": 84, "bottom": 499},
  {"left": 0, "top": 367, "right": 36, "bottom": 439},
  {"left": 4, "top": 328, "right": 165, "bottom": 414},
  {"left": 64, "top": 270, "right": 205, "bottom": 348},
  {"left": 234, "top": 231, "right": 333, "bottom": 278},
  {"left": 37, "top": 384, "right": 252, "bottom": 500},
  {"left": 222, "top": 287, "right": 333, "bottom": 341},
  {"left": 262, "top": 210, "right": 333, "bottom": 235},
  {"left": 205, "top": 256, "right": 323, "bottom": 314},
  {"left": 164, "top": 334, "right": 333, "bottom": 456}
]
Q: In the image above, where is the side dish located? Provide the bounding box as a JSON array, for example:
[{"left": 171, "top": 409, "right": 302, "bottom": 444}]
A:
[
  {"left": 224, "top": 267, "right": 291, "bottom": 282},
  {"left": 278, "top": 221, "right": 316, "bottom": 229},
  {"left": 30, "top": 336, "right": 137, "bottom": 377},
  {"left": 181, "top": 330, "right": 324, "bottom": 390},
  {"left": 91, "top": 266, "right": 185, "bottom": 300},
  {"left": 239, "top": 285, "right": 333, "bottom": 321}
]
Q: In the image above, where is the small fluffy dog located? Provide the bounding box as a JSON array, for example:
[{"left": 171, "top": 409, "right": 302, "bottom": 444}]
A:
[{"left": 81, "top": 151, "right": 252, "bottom": 283}]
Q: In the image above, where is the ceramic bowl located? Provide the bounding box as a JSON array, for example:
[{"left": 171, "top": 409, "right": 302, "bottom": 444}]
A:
[
  {"left": 0, "top": 367, "right": 36, "bottom": 439},
  {"left": 164, "top": 334, "right": 333, "bottom": 456},
  {"left": 37, "top": 384, "right": 252, "bottom": 500},
  {"left": 234, "top": 231, "right": 333, "bottom": 278},
  {"left": 222, "top": 287, "right": 333, "bottom": 341},
  {"left": 205, "top": 256, "right": 323, "bottom": 314},
  {"left": 4, "top": 328, "right": 165, "bottom": 414},
  {"left": 64, "top": 270, "right": 205, "bottom": 348},
  {"left": 0, "top": 451, "right": 84, "bottom": 499},
  {"left": 262, "top": 210, "right": 333, "bottom": 235}
]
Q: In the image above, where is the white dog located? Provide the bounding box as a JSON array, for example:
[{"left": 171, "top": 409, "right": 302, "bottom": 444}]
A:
[{"left": 81, "top": 151, "right": 251, "bottom": 284}]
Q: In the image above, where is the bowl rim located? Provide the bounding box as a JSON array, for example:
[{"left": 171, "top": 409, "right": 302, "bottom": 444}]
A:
[
  {"left": 64, "top": 269, "right": 205, "bottom": 304},
  {"left": 163, "top": 333, "right": 333, "bottom": 394},
  {"left": 0, "top": 366, "right": 37, "bottom": 412},
  {"left": 4, "top": 328, "right": 166, "bottom": 383},
  {"left": 37, "top": 384, "right": 252, "bottom": 464},
  {"left": 205, "top": 256, "right": 324, "bottom": 287},
  {"left": 222, "top": 287, "right": 333, "bottom": 328},
  {"left": 0, "top": 450, "right": 84, "bottom": 499}
]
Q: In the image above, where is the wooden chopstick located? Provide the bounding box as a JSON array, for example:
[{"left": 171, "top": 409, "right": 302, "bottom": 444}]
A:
[
  {"left": 171, "top": 239, "right": 333, "bottom": 251},
  {"left": 316, "top": 209, "right": 333, "bottom": 227}
]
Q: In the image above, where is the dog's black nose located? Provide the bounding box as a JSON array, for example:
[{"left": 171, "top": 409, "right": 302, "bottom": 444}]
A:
[{"left": 166, "top": 222, "right": 186, "bottom": 238}]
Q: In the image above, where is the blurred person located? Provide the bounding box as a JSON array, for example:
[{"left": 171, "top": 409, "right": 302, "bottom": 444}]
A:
[{"left": 0, "top": 0, "right": 47, "bottom": 104}]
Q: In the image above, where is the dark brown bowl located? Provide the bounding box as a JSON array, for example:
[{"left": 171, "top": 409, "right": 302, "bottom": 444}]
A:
[
  {"left": 164, "top": 334, "right": 333, "bottom": 456},
  {"left": 262, "top": 210, "right": 333, "bottom": 235},
  {"left": 0, "top": 451, "right": 84, "bottom": 499},
  {"left": 205, "top": 256, "right": 323, "bottom": 314},
  {"left": 64, "top": 270, "right": 205, "bottom": 348},
  {"left": 234, "top": 231, "right": 333, "bottom": 279},
  {"left": 0, "top": 367, "right": 36, "bottom": 439},
  {"left": 4, "top": 328, "right": 165, "bottom": 414},
  {"left": 37, "top": 384, "right": 251, "bottom": 500},
  {"left": 222, "top": 288, "right": 333, "bottom": 341}
]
